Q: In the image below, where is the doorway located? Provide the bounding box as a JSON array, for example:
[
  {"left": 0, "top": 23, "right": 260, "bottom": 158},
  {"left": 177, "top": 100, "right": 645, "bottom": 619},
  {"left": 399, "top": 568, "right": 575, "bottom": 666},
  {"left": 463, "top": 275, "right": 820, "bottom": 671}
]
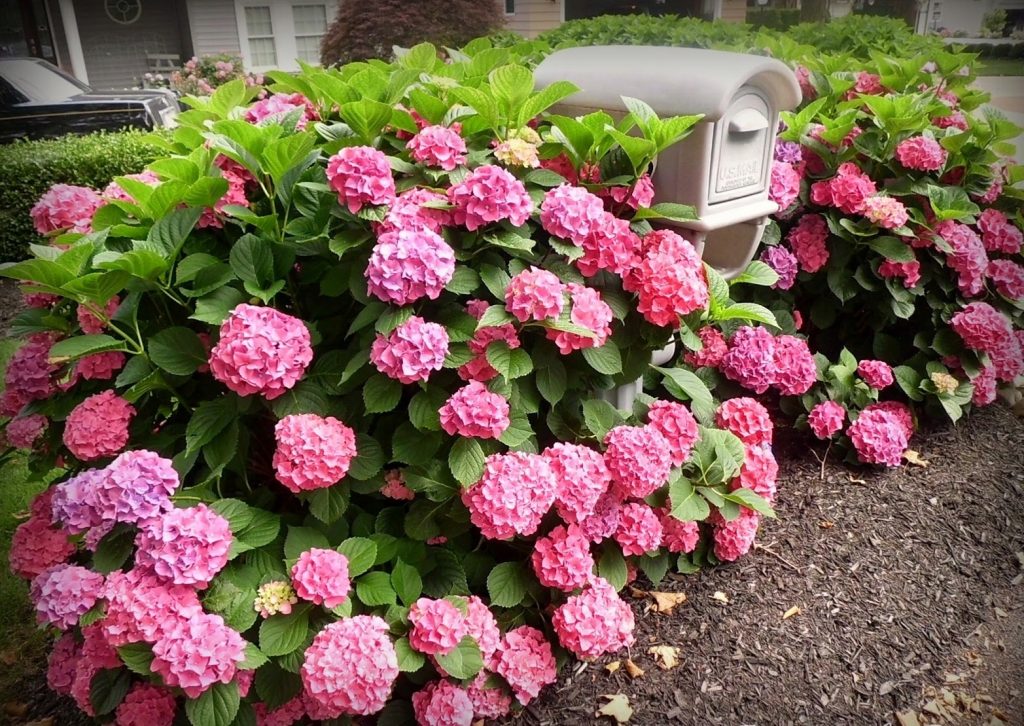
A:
[{"left": 0, "top": 0, "right": 58, "bottom": 63}]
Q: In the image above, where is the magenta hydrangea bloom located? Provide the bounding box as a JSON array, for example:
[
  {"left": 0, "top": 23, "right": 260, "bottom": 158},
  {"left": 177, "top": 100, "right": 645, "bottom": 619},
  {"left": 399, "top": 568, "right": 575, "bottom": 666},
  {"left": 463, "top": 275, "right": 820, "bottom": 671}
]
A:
[
  {"left": 407, "top": 125, "right": 468, "bottom": 171},
  {"left": 713, "top": 508, "right": 760, "bottom": 562},
  {"left": 978, "top": 208, "right": 1023, "bottom": 254},
  {"left": 576, "top": 494, "right": 624, "bottom": 544},
  {"left": 807, "top": 400, "right": 846, "bottom": 439},
  {"left": 879, "top": 258, "right": 921, "bottom": 288},
  {"left": 4, "top": 413, "right": 47, "bottom": 450},
  {"left": 439, "top": 381, "right": 510, "bottom": 440},
  {"left": 252, "top": 697, "right": 306, "bottom": 726},
  {"left": 716, "top": 397, "right": 773, "bottom": 446},
  {"left": 760, "top": 245, "right": 799, "bottom": 290},
  {"left": 734, "top": 442, "right": 779, "bottom": 504},
  {"left": 493, "top": 626, "right": 557, "bottom": 705},
  {"left": 408, "top": 597, "right": 469, "bottom": 656},
  {"left": 63, "top": 390, "right": 135, "bottom": 461},
  {"left": 30, "top": 564, "right": 104, "bottom": 630},
  {"left": 70, "top": 625, "right": 121, "bottom": 716},
  {"left": 951, "top": 302, "right": 1014, "bottom": 352},
  {"left": 462, "top": 452, "right": 557, "bottom": 540},
  {"left": 31, "top": 183, "right": 101, "bottom": 234},
  {"left": 603, "top": 425, "right": 673, "bottom": 499},
  {"left": 614, "top": 502, "right": 664, "bottom": 556},
  {"left": 47, "top": 633, "right": 79, "bottom": 695},
  {"left": 552, "top": 577, "right": 635, "bottom": 660},
  {"left": 531, "top": 524, "right": 595, "bottom": 592},
  {"left": 94, "top": 449, "right": 179, "bottom": 526},
  {"left": 273, "top": 413, "right": 357, "bottom": 492},
  {"left": 540, "top": 184, "right": 605, "bottom": 245},
  {"left": 464, "top": 595, "right": 500, "bottom": 663},
  {"left": 134, "top": 504, "right": 232, "bottom": 588},
  {"left": 371, "top": 316, "right": 449, "bottom": 384},
  {"left": 77, "top": 350, "right": 126, "bottom": 380},
  {"left": 9, "top": 516, "right": 74, "bottom": 580},
  {"left": 380, "top": 469, "right": 415, "bottom": 500},
  {"left": 862, "top": 195, "right": 909, "bottom": 230},
  {"left": 412, "top": 680, "right": 474, "bottom": 726},
  {"left": 787, "top": 213, "right": 830, "bottom": 272},
  {"left": 578, "top": 212, "right": 641, "bottom": 277},
  {"left": 365, "top": 228, "right": 456, "bottom": 305},
  {"left": 895, "top": 136, "right": 947, "bottom": 172},
  {"left": 448, "top": 165, "right": 533, "bottom": 231},
  {"left": 50, "top": 468, "right": 106, "bottom": 534},
  {"left": 684, "top": 326, "right": 729, "bottom": 369},
  {"left": 971, "top": 365, "right": 998, "bottom": 406},
  {"left": 772, "top": 335, "right": 817, "bottom": 396},
  {"left": 814, "top": 162, "right": 876, "bottom": 215},
  {"left": 989, "top": 259, "right": 1024, "bottom": 300},
  {"left": 150, "top": 612, "right": 246, "bottom": 698},
  {"left": 938, "top": 221, "right": 989, "bottom": 297},
  {"left": 245, "top": 92, "right": 318, "bottom": 129},
  {"left": 197, "top": 167, "right": 250, "bottom": 229},
  {"left": 545, "top": 283, "right": 613, "bottom": 354},
  {"left": 101, "top": 568, "right": 203, "bottom": 645},
  {"left": 2, "top": 334, "right": 56, "bottom": 417},
  {"left": 721, "top": 326, "right": 777, "bottom": 394},
  {"left": 632, "top": 229, "right": 709, "bottom": 327},
  {"left": 210, "top": 304, "right": 313, "bottom": 399},
  {"left": 290, "top": 548, "right": 350, "bottom": 609},
  {"left": 378, "top": 187, "right": 450, "bottom": 235},
  {"left": 769, "top": 160, "right": 801, "bottom": 210},
  {"left": 77, "top": 296, "right": 120, "bottom": 335},
  {"left": 326, "top": 145, "right": 396, "bottom": 213},
  {"left": 848, "top": 407, "right": 910, "bottom": 467},
  {"left": 544, "top": 442, "right": 612, "bottom": 524},
  {"left": 659, "top": 508, "right": 700, "bottom": 553},
  {"left": 506, "top": 266, "right": 565, "bottom": 322},
  {"left": 115, "top": 683, "right": 177, "bottom": 726},
  {"left": 301, "top": 616, "right": 399, "bottom": 716},
  {"left": 467, "top": 673, "right": 513, "bottom": 720},
  {"left": 857, "top": 359, "right": 894, "bottom": 389},
  {"left": 647, "top": 399, "right": 699, "bottom": 466}
]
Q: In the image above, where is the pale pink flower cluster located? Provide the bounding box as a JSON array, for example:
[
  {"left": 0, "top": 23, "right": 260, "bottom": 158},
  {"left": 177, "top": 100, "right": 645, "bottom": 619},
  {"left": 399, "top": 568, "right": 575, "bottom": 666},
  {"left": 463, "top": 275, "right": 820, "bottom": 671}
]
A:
[
  {"left": 4, "top": 413, "right": 47, "bottom": 450},
  {"left": 810, "top": 162, "right": 876, "bottom": 215},
  {"left": 614, "top": 502, "right": 664, "bottom": 556},
  {"left": 808, "top": 400, "right": 846, "bottom": 439},
  {"left": 301, "top": 616, "right": 399, "bottom": 716},
  {"left": 408, "top": 597, "right": 468, "bottom": 655},
  {"left": 9, "top": 516, "right": 74, "bottom": 580},
  {"left": 467, "top": 673, "right": 513, "bottom": 720},
  {"left": 787, "top": 213, "right": 830, "bottom": 272},
  {"left": 937, "top": 220, "right": 989, "bottom": 297},
  {"left": 31, "top": 183, "right": 101, "bottom": 234},
  {"left": 505, "top": 267, "right": 565, "bottom": 322},
  {"left": 210, "top": 304, "right": 312, "bottom": 399},
  {"left": 30, "top": 564, "right": 104, "bottom": 629},
  {"left": 545, "top": 283, "right": 613, "bottom": 354},
  {"left": 531, "top": 524, "right": 595, "bottom": 591},
  {"left": 544, "top": 442, "right": 611, "bottom": 524},
  {"left": 150, "top": 612, "right": 246, "bottom": 698},
  {"left": 761, "top": 245, "right": 799, "bottom": 289},
  {"left": 114, "top": 683, "right": 177, "bottom": 726},
  {"left": 134, "top": 504, "right": 232, "bottom": 588},
  {"left": 989, "top": 259, "right": 1024, "bottom": 300},
  {"left": 448, "top": 165, "right": 533, "bottom": 231},
  {"left": 378, "top": 187, "right": 450, "bottom": 235},
  {"left": 439, "top": 381, "right": 510, "bottom": 439},
  {"left": 684, "top": 326, "right": 729, "bottom": 369},
  {"left": 462, "top": 452, "right": 556, "bottom": 539},
  {"left": 101, "top": 568, "right": 203, "bottom": 645},
  {"left": 291, "top": 548, "right": 350, "bottom": 608},
  {"left": 713, "top": 508, "right": 760, "bottom": 562},
  {"left": 606, "top": 174, "right": 655, "bottom": 210},
  {"left": 576, "top": 496, "right": 623, "bottom": 544},
  {"left": 630, "top": 229, "right": 709, "bottom": 327},
  {"left": 465, "top": 595, "right": 500, "bottom": 662},
  {"left": 365, "top": 228, "right": 456, "bottom": 305},
  {"left": 769, "top": 160, "right": 802, "bottom": 210},
  {"left": 659, "top": 508, "right": 700, "bottom": 553},
  {"left": 603, "top": 424, "right": 672, "bottom": 499},
  {"left": 493, "top": 626, "right": 557, "bottom": 705},
  {"left": 77, "top": 350, "right": 126, "bottom": 380},
  {"left": 716, "top": 397, "right": 773, "bottom": 446},
  {"left": 273, "top": 414, "right": 357, "bottom": 492},
  {"left": 63, "top": 390, "right": 135, "bottom": 461},
  {"left": 647, "top": 399, "right": 699, "bottom": 466},
  {"left": 847, "top": 406, "right": 910, "bottom": 466},
  {"left": 895, "top": 136, "right": 947, "bottom": 171},
  {"left": 326, "top": 146, "right": 396, "bottom": 213},
  {"left": 245, "top": 92, "right": 318, "bottom": 130},
  {"left": 577, "top": 213, "right": 641, "bottom": 277},
  {"left": 879, "top": 258, "right": 921, "bottom": 288},
  {"left": 552, "top": 577, "right": 635, "bottom": 659},
  {"left": 540, "top": 184, "right": 605, "bottom": 244},
  {"left": 254, "top": 580, "right": 299, "bottom": 618},
  {"left": 862, "top": 195, "right": 909, "bottom": 229},
  {"left": 380, "top": 469, "right": 415, "bottom": 500},
  {"left": 412, "top": 680, "right": 474, "bottom": 726},
  {"left": 371, "top": 316, "right": 449, "bottom": 384},
  {"left": 978, "top": 209, "right": 1022, "bottom": 254},
  {"left": 857, "top": 359, "right": 894, "bottom": 389},
  {"left": 407, "top": 125, "right": 468, "bottom": 170},
  {"left": 77, "top": 296, "right": 119, "bottom": 334}
]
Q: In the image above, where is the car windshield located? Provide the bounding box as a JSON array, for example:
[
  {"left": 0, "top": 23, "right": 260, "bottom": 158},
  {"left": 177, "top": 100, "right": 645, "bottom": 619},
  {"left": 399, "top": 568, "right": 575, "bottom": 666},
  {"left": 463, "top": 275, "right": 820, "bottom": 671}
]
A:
[{"left": 0, "top": 59, "right": 89, "bottom": 102}]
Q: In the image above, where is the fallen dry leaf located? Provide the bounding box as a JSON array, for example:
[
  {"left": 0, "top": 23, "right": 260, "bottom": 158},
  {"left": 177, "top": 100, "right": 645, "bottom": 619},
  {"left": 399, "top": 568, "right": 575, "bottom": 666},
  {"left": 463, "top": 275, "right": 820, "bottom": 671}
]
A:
[
  {"left": 712, "top": 591, "right": 730, "bottom": 604},
  {"left": 627, "top": 587, "right": 647, "bottom": 599},
  {"left": 903, "top": 449, "right": 929, "bottom": 467},
  {"left": 782, "top": 605, "right": 802, "bottom": 620},
  {"left": 848, "top": 475, "right": 867, "bottom": 485},
  {"left": 895, "top": 710, "right": 921, "bottom": 726},
  {"left": 624, "top": 658, "right": 645, "bottom": 678},
  {"left": 605, "top": 660, "right": 621, "bottom": 674},
  {"left": 818, "top": 520, "right": 835, "bottom": 529},
  {"left": 649, "top": 591, "right": 688, "bottom": 615},
  {"left": 597, "top": 694, "right": 633, "bottom": 723},
  {"left": 1015, "top": 551, "right": 1024, "bottom": 568},
  {"left": 648, "top": 645, "right": 680, "bottom": 670},
  {"left": 3, "top": 702, "right": 28, "bottom": 718}
]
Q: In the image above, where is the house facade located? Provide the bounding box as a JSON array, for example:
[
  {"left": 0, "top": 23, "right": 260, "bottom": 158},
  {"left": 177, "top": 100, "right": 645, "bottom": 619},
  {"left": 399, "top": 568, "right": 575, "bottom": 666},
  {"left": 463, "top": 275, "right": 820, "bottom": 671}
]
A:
[{"left": 1, "top": 0, "right": 748, "bottom": 90}]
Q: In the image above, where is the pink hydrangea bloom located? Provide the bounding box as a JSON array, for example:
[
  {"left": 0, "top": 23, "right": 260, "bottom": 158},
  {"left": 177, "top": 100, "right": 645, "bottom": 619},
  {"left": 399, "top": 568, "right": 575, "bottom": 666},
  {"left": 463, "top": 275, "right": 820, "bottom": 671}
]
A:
[
  {"left": 896, "top": 136, "right": 947, "bottom": 171},
  {"left": 951, "top": 302, "right": 1014, "bottom": 352},
  {"left": 938, "top": 220, "right": 989, "bottom": 297},
  {"left": 493, "top": 626, "right": 557, "bottom": 705},
  {"left": 808, "top": 400, "right": 846, "bottom": 439},
  {"left": 253, "top": 697, "right": 306, "bottom": 726},
  {"left": 381, "top": 469, "right": 415, "bottom": 500},
  {"left": 879, "top": 258, "right": 921, "bottom": 288},
  {"left": 578, "top": 213, "right": 641, "bottom": 277},
  {"left": 761, "top": 245, "right": 799, "bottom": 289},
  {"left": 647, "top": 399, "right": 699, "bottom": 466},
  {"left": 467, "top": 673, "right": 513, "bottom": 720},
  {"left": 978, "top": 209, "right": 1023, "bottom": 254},
  {"left": 197, "top": 168, "right": 250, "bottom": 229},
  {"left": 31, "top": 183, "right": 101, "bottom": 234},
  {"left": 370, "top": 316, "right": 449, "bottom": 384},
  {"left": 462, "top": 452, "right": 557, "bottom": 540},
  {"left": 866, "top": 401, "right": 914, "bottom": 438},
  {"left": 863, "top": 196, "right": 909, "bottom": 230},
  {"left": 552, "top": 577, "right": 635, "bottom": 660},
  {"left": 210, "top": 304, "right": 312, "bottom": 399},
  {"left": 5, "top": 413, "right": 47, "bottom": 450},
  {"left": 70, "top": 625, "right": 121, "bottom": 715},
  {"left": 459, "top": 322, "right": 519, "bottom": 382},
  {"left": 769, "top": 160, "right": 802, "bottom": 210},
  {"left": 544, "top": 283, "right": 613, "bottom": 354},
  {"left": 972, "top": 365, "right": 998, "bottom": 406},
  {"left": 822, "top": 163, "right": 877, "bottom": 215},
  {"left": 544, "top": 442, "right": 611, "bottom": 524},
  {"left": 77, "top": 350, "right": 126, "bottom": 380},
  {"left": 302, "top": 616, "right": 398, "bottom": 716},
  {"left": 3, "top": 334, "right": 57, "bottom": 414},
  {"left": 795, "top": 65, "right": 816, "bottom": 100},
  {"left": 365, "top": 228, "right": 456, "bottom": 305},
  {"left": 713, "top": 508, "right": 760, "bottom": 562},
  {"left": 847, "top": 407, "right": 910, "bottom": 466},
  {"left": 659, "top": 508, "right": 700, "bottom": 553},
  {"left": 30, "top": 564, "right": 103, "bottom": 629},
  {"left": 448, "top": 165, "right": 533, "bottom": 231},
  {"left": 245, "top": 92, "right": 318, "bottom": 129},
  {"left": 326, "top": 146, "right": 396, "bottom": 213},
  {"left": 134, "top": 504, "right": 232, "bottom": 588},
  {"left": 412, "top": 680, "right": 474, "bottom": 726},
  {"left": 787, "top": 213, "right": 830, "bottom": 272},
  {"left": 115, "top": 683, "right": 177, "bottom": 726},
  {"left": 101, "top": 568, "right": 203, "bottom": 645},
  {"left": 721, "top": 326, "right": 777, "bottom": 394},
  {"left": 63, "top": 390, "right": 135, "bottom": 461},
  {"left": 464, "top": 595, "right": 500, "bottom": 662},
  {"left": 9, "top": 516, "right": 74, "bottom": 580},
  {"left": 989, "top": 259, "right": 1024, "bottom": 300},
  {"left": 772, "top": 335, "right": 817, "bottom": 395},
  {"left": 857, "top": 359, "right": 894, "bottom": 389},
  {"left": 290, "top": 548, "right": 350, "bottom": 609},
  {"left": 273, "top": 413, "right": 357, "bottom": 492},
  {"left": 102, "top": 170, "right": 160, "bottom": 203},
  {"left": 50, "top": 468, "right": 106, "bottom": 534},
  {"left": 77, "top": 297, "right": 119, "bottom": 334},
  {"left": 716, "top": 397, "right": 773, "bottom": 446},
  {"left": 379, "top": 187, "right": 450, "bottom": 236},
  {"left": 151, "top": 612, "right": 246, "bottom": 698},
  {"left": 614, "top": 502, "right": 663, "bottom": 556},
  {"left": 465, "top": 299, "right": 490, "bottom": 319},
  {"left": 47, "top": 633, "right": 79, "bottom": 695},
  {"left": 684, "top": 326, "right": 729, "bottom": 368},
  {"left": 531, "top": 524, "right": 595, "bottom": 591},
  {"left": 604, "top": 425, "right": 672, "bottom": 499},
  {"left": 576, "top": 495, "right": 624, "bottom": 544},
  {"left": 439, "top": 381, "right": 510, "bottom": 439},
  {"left": 22, "top": 289, "right": 60, "bottom": 308},
  {"left": 407, "top": 125, "right": 468, "bottom": 171},
  {"left": 408, "top": 597, "right": 468, "bottom": 656},
  {"left": 854, "top": 71, "right": 884, "bottom": 94},
  {"left": 541, "top": 184, "right": 605, "bottom": 244},
  {"left": 632, "top": 229, "right": 709, "bottom": 326},
  {"left": 506, "top": 267, "right": 565, "bottom": 322},
  {"left": 94, "top": 449, "right": 179, "bottom": 525},
  {"left": 734, "top": 443, "right": 779, "bottom": 504}
]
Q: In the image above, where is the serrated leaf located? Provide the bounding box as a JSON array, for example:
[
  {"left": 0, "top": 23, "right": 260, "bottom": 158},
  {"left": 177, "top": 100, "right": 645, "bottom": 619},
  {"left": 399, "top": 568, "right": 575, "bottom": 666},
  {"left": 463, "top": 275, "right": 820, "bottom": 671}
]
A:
[
  {"left": 391, "top": 558, "right": 423, "bottom": 606},
  {"left": 486, "top": 561, "right": 529, "bottom": 607},
  {"left": 448, "top": 437, "right": 487, "bottom": 487},
  {"left": 259, "top": 607, "right": 310, "bottom": 657},
  {"left": 337, "top": 537, "right": 378, "bottom": 576},
  {"left": 356, "top": 571, "right": 397, "bottom": 606},
  {"left": 434, "top": 635, "right": 483, "bottom": 680},
  {"left": 185, "top": 681, "right": 240, "bottom": 726},
  {"left": 582, "top": 342, "right": 622, "bottom": 375}
]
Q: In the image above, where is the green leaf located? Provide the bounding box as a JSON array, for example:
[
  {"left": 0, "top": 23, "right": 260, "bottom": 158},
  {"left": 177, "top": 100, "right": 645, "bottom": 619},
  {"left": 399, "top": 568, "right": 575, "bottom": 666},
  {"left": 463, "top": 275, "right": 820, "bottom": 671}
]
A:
[
  {"left": 926, "top": 184, "right": 981, "bottom": 221},
  {"left": 485, "top": 342, "right": 533, "bottom": 380},
  {"left": 149, "top": 326, "right": 207, "bottom": 375},
  {"left": 723, "top": 487, "right": 776, "bottom": 518},
  {"left": 866, "top": 236, "right": 915, "bottom": 262},
  {"left": 356, "top": 571, "right": 397, "bottom": 606},
  {"left": 90, "top": 668, "right": 131, "bottom": 716},
  {"left": 476, "top": 304, "right": 514, "bottom": 328},
  {"left": 421, "top": 548, "right": 468, "bottom": 597},
  {"left": 486, "top": 561, "right": 529, "bottom": 608},
  {"left": 391, "top": 558, "right": 423, "bottom": 606},
  {"left": 185, "top": 681, "right": 241, "bottom": 726},
  {"left": 434, "top": 635, "right": 483, "bottom": 680},
  {"left": 191, "top": 286, "right": 247, "bottom": 325},
  {"left": 48, "top": 334, "right": 124, "bottom": 363},
  {"left": 284, "top": 526, "right": 330, "bottom": 562},
  {"left": 490, "top": 63, "right": 535, "bottom": 118},
  {"left": 404, "top": 499, "right": 444, "bottom": 540},
  {"left": 116, "top": 643, "right": 154, "bottom": 676},
  {"left": 485, "top": 229, "right": 535, "bottom": 252},
  {"left": 259, "top": 608, "right": 310, "bottom": 657},
  {"left": 448, "top": 437, "right": 487, "bottom": 487},
  {"left": 669, "top": 476, "right": 711, "bottom": 522},
  {"left": 446, "top": 266, "right": 480, "bottom": 295},
  {"left": 229, "top": 235, "right": 275, "bottom": 288},
  {"left": 235, "top": 509, "right": 281, "bottom": 549},
  {"left": 254, "top": 664, "right": 302, "bottom": 710},
  {"left": 637, "top": 552, "right": 670, "bottom": 586},
  {"left": 339, "top": 98, "right": 394, "bottom": 143},
  {"left": 478, "top": 265, "right": 511, "bottom": 300},
  {"left": 713, "top": 303, "right": 779, "bottom": 328},
  {"left": 598, "top": 542, "right": 628, "bottom": 591},
  {"left": 337, "top": 537, "right": 378, "bottom": 576},
  {"left": 363, "top": 374, "right": 402, "bottom": 413},
  {"left": 894, "top": 365, "right": 925, "bottom": 402},
  {"left": 239, "top": 643, "right": 269, "bottom": 671},
  {"left": 147, "top": 207, "right": 202, "bottom": 256},
  {"left": 655, "top": 366, "right": 715, "bottom": 424},
  {"left": 581, "top": 342, "right": 622, "bottom": 375},
  {"left": 308, "top": 486, "right": 350, "bottom": 523},
  {"left": 582, "top": 398, "right": 623, "bottom": 440},
  {"left": 187, "top": 397, "right": 239, "bottom": 453},
  {"left": 92, "top": 525, "right": 135, "bottom": 574},
  {"left": 633, "top": 202, "right": 698, "bottom": 223},
  {"left": 395, "top": 636, "right": 426, "bottom": 672},
  {"left": 348, "top": 434, "right": 384, "bottom": 481},
  {"left": 730, "top": 260, "right": 779, "bottom": 288},
  {"left": 535, "top": 355, "right": 567, "bottom": 404}
]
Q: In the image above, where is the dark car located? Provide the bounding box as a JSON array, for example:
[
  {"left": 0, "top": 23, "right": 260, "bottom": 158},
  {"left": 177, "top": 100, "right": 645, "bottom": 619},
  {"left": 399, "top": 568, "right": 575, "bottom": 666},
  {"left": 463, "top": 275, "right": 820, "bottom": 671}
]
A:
[{"left": 0, "top": 57, "right": 180, "bottom": 142}]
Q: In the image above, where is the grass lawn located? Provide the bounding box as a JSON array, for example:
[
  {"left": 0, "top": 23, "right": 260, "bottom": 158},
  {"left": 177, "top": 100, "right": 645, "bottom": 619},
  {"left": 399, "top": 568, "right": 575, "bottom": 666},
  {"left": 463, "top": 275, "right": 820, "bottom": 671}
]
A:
[{"left": 977, "top": 57, "right": 1024, "bottom": 76}]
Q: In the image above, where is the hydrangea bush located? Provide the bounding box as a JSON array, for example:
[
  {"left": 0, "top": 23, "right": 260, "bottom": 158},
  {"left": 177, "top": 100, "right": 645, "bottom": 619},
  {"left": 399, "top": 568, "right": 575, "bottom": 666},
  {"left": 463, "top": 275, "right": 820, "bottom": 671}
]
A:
[
  {"left": 171, "top": 53, "right": 264, "bottom": 97},
  {"left": 2, "top": 40, "right": 788, "bottom": 725}
]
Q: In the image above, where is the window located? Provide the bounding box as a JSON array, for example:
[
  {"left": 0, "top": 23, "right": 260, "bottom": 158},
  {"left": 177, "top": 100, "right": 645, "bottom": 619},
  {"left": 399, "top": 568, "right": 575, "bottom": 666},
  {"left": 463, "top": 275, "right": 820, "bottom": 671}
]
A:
[
  {"left": 244, "top": 6, "right": 278, "bottom": 67},
  {"left": 292, "top": 5, "right": 328, "bottom": 64},
  {"left": 236, "top": 1, "right": 330, "bottom": 71},
  {"left": 505, "top": 0, "right": 515, "bottom": 15}
]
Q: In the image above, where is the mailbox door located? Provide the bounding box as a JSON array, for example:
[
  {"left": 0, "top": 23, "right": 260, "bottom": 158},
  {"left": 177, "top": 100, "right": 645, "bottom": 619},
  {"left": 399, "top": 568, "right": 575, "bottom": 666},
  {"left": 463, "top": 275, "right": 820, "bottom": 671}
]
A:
[{"left": 708, "top": 89, "right": 774, "bottom": 205}]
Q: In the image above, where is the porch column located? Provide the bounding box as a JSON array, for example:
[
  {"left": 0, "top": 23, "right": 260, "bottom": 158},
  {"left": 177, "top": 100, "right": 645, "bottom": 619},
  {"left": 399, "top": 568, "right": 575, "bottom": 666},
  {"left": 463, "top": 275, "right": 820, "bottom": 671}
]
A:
[{"left": 56, "top": 0, "right": 88, "bottom": 83}]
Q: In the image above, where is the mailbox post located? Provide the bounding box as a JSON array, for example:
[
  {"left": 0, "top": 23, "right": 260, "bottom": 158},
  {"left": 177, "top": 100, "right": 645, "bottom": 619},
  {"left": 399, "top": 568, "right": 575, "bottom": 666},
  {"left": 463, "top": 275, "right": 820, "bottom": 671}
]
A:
[{"left": 535, "top": 45, "right": 802, "bottom": 279}]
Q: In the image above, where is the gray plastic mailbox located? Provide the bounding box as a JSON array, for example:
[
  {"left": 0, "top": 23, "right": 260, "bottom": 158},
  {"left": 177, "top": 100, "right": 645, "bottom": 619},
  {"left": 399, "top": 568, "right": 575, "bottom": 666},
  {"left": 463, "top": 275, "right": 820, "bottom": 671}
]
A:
[{"left": 534, "top": 45, "right": 802, "bottom": 279}]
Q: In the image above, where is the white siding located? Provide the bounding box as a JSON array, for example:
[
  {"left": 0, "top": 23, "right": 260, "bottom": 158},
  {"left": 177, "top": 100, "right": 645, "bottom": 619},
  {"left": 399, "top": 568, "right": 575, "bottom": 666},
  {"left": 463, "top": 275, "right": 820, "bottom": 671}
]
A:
[
  {"left": 186, "top": 0, "right": 241, "bottom": 57},
  {"left": 503, "top": 0, "right": 563, "bottom": 37}
]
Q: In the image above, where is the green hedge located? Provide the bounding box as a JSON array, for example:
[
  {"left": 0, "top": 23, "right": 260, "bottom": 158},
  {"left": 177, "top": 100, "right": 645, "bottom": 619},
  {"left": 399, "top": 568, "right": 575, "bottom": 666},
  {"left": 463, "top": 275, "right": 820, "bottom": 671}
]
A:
[
  {"left": 0, "top": 130, "right": 166, "bottom": 262},
  {"left": 746, "top": 8, "right": 800, "bottom": 32}
]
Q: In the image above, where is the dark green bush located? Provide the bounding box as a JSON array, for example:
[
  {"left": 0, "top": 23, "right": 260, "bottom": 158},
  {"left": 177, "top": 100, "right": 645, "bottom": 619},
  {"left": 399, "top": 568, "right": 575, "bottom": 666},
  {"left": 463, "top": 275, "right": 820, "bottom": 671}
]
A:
[
  {"left": 1011, "top": 42, "right": 1024, "bottom": 58},
  {"left": 746, "top": 7, "right": 799, "bottom": 32},
  {"left": 0, "top": 130, "right": 166, "bottom": 262},
  {"left": 991, "top": 42, "right": 1013, "bottom": 58}
]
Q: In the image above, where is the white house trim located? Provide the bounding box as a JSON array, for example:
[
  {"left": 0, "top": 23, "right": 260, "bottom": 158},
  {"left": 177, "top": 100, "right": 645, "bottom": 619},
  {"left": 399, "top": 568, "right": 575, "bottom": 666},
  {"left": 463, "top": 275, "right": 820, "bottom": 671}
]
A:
[{"left": 57, "top": 0, "right": 89, "bottom": 83}]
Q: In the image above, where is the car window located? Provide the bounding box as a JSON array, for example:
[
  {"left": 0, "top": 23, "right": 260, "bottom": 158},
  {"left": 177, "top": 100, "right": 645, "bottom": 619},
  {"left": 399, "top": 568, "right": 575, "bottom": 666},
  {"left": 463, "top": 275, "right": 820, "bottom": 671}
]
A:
[
  {"left": 0, "top": 76, "right": 26, "bottom": 107},
  {"left": 0, "top": 59, "right": 88, "bottom": 102}
]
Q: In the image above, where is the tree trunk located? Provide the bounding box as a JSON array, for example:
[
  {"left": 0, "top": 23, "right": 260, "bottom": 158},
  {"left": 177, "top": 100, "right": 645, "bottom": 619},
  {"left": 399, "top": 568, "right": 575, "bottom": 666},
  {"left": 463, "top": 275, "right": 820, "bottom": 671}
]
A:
[{"left": 801, "top": 0, "right": 830, "bottom": 23}]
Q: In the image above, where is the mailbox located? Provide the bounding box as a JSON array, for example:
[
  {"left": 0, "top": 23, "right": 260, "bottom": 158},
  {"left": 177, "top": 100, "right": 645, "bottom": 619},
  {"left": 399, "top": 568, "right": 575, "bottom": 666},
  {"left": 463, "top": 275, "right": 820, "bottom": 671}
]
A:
[{"left": 535, "top": 46, "right": 801, "bottom": 279}]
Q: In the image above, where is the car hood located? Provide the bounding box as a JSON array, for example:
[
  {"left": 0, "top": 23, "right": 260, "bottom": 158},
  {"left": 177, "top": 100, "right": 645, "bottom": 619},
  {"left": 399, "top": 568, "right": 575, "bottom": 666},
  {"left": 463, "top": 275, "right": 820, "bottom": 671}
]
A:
[{"left": 70, "top": 89, "right": 173, "bottom": 103}]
